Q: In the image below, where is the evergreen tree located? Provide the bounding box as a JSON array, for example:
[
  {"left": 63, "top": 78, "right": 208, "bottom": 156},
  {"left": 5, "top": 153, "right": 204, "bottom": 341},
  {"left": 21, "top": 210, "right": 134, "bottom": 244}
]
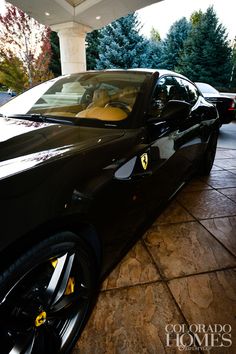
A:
[
  {"left": 190, "top": 10, "right": 203, "bottom": 26},
  {"left": 49, "top": 31, "right": 61, "bottom": 76},
  {"left": 159, "top": 17, "right": 191, "bottom": 70},
  {"left": 229, "top": 38, "right": 236, "bottom": 89},
  {"left": 150, "top": 27, "right": 161, "bottom": 42},
  {"left": 140, "top": 27, "right": 163, "bottom": 69},
  {"left": 177, "top": 7, "right": 232, "bottom": 86},
  {"left": 143, "top": 40, "right": 163, "bottom": 69},
  {"left": 86, "top": 29, "right": 101, "bottom": 70},
  {"left": 95, "top": 13, "right": 148, "bottom": 69}
]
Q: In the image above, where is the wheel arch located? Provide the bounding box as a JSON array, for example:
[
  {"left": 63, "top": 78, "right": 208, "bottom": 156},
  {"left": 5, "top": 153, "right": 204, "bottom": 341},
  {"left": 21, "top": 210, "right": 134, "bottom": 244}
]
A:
[{"left": 0, "top": 216, "right": 102, "bottom": 274}]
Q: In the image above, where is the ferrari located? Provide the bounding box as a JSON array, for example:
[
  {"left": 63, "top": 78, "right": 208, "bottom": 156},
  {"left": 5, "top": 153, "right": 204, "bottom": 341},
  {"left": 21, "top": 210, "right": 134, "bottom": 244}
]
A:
[{"left": 0, "top": 69, "right": 219, "bottom": 353}]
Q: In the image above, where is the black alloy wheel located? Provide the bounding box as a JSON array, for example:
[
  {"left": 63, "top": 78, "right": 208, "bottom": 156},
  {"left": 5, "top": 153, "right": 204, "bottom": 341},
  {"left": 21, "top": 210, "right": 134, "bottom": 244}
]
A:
[
  {"left": 0, "top": 232, "right": 97, "bottom": 354},
  {"left": 200, "top": 129, "right": 219, "bottom": 176}
]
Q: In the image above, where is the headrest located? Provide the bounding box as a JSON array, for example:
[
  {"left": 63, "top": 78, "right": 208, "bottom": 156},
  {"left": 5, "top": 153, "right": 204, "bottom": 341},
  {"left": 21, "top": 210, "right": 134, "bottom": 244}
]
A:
[
  {"left": 118, "top": 86, "right": 138, "bottom": 106},
  {"left": 92, "top": 89, "right": 110, "bottom": 107},
  {"left": 62, "top": 82, "right": 81, "bottom": 93}
]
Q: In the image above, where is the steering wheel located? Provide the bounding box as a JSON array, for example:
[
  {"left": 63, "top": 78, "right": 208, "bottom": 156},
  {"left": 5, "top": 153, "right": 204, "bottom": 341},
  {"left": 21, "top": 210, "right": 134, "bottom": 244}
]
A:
[
  {"left": 105, "top": 101, "right": 132, "bottom": 114},
  {"left": 80, "top": 90, "right": 93, "bottom": 106}
]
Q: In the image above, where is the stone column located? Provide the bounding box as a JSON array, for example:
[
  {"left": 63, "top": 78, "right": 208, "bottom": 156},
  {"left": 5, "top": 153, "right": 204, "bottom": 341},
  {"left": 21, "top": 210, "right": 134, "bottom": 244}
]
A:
[{"left": 51, "top": 22, "right": 92, "bottom": 75}]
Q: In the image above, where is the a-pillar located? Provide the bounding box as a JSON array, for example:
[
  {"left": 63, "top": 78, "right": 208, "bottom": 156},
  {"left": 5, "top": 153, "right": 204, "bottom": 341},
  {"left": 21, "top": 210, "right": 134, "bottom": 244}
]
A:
[{"left": 51, "top": 22, "right": 92, "bottom": 75}]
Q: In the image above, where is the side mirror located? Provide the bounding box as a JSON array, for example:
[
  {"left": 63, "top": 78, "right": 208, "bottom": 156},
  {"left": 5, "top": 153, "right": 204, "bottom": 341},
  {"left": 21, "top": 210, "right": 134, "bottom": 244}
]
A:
[{"left": 148, "top": 100, "right": 191, "bottom": 122}]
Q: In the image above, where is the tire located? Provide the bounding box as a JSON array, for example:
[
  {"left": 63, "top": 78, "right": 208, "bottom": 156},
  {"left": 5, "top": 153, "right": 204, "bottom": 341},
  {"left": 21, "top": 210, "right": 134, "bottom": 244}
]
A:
[
  {"left": 199, "top": 129, "right": 219, "bottom": 176},
  {"left": 0, "top": 231, "right": 98, "bottom": 354}
]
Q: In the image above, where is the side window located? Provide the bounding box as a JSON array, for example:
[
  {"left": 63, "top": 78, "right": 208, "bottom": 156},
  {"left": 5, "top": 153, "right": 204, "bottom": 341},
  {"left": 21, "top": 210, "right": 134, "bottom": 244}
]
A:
[
  {"left": 174, "top": 78, "right": 190, "bottom": 102},
  {"left": 151, "top": 77, "right": 169, "bottom": 118},
  {"left": 184, "top": 80, "right": 199, "bottom": 105},
  {"left": 151, "top": 76, "right": 180, "bottom": 117},
  {"left": 176, "top": 77, "right": 199, "bottom": 105},
  {"left": 151, "top": 76, "right": 198, "bottom": 118}
]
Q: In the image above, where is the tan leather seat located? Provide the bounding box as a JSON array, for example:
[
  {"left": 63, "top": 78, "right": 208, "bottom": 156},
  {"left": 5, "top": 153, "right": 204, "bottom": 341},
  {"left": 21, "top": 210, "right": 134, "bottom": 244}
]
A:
[{"left": 76, "top": 106, "right": 127, "bottom": 121}]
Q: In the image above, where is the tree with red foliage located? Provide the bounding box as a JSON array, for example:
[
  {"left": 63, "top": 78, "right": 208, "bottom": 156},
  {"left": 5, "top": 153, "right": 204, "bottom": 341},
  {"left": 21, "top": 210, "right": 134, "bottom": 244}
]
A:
[{"left": 0, "top": 2, "right": 53, "bottom": 91}]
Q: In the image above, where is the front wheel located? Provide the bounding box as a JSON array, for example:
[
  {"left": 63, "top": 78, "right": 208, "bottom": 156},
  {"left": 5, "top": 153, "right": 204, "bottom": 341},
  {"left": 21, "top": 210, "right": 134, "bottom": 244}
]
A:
[
  {"left": 199, "top": 129, "right": 219, "bottom": 176},
  {"left": 0, "top": 231, "right": 98, "bottom": 354}
]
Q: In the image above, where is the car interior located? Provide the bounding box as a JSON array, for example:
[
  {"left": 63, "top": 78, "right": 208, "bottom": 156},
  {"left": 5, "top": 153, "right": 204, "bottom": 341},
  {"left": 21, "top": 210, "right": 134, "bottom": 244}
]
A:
[
  {"left": 28, "top": 85, "right": 139, "bottom": 122},
  {"left": 76, "top": 87, "right": 138, "bottom": 121}
]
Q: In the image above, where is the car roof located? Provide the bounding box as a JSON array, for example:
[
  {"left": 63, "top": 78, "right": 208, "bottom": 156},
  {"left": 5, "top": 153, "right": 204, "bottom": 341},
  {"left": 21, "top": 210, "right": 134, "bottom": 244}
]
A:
[
  {"left": 84, "top": 68, "right": 190, "bottom": 80},
  {"left": 128, "top": 68, "right": 174, "bottom": 75}
]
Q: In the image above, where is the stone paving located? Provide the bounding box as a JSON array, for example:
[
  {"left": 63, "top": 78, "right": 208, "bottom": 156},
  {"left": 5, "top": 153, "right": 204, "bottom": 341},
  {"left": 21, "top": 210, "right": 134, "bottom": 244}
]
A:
[{"left": 74, "top": 145, "right": 236, "bottom": 353}]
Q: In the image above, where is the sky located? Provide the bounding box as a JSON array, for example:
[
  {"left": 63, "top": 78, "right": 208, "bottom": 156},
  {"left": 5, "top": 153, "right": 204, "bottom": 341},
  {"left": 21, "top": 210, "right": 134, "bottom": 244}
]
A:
[{"left": 137, "top": 0, "right": 236, "bottom": 42}]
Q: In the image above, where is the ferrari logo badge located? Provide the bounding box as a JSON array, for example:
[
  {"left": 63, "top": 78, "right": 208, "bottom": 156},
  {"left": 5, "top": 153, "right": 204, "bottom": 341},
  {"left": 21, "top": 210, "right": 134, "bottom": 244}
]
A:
[
  {"left": 141, "top": 153, "right": 148, "bottom": 170},
  {"left": 35, "top": 311, "right": 47, "bottom": 327}
]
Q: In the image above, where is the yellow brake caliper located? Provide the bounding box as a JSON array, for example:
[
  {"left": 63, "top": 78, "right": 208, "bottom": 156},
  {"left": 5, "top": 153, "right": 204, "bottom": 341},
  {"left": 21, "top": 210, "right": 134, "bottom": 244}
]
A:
[{"left": 64, "top": 277, "right": 75, "bottom": 295}]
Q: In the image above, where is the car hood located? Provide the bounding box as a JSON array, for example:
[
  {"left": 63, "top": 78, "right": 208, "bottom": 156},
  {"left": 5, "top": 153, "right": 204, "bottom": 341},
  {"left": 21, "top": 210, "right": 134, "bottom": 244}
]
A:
[
  {"left": 0, "top": 117, "right": 124, "bottom": 178},
  {"left": 202, "top": 93, "right": 219, "bottom": 98},
  {"left": 203, "top": 94, "right": 232, "bottom": 103}
]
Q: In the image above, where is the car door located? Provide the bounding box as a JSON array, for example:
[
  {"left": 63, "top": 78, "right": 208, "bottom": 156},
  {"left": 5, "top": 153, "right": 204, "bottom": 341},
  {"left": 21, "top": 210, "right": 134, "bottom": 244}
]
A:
[
  {"left": 173, "top": 76, "right": 207, "bottom": 162},
  {"left": 143, "top": 75, "right": 203, "bottom": 211},
  {"left": 86, "top": 130, "right": 153, "bottom": 274}
]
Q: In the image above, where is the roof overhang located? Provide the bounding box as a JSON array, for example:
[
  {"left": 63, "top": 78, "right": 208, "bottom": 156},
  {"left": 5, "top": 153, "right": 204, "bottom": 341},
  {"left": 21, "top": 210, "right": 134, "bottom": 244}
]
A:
[{"left": 8, "top": 0, "right": 163, "bottom": 30}]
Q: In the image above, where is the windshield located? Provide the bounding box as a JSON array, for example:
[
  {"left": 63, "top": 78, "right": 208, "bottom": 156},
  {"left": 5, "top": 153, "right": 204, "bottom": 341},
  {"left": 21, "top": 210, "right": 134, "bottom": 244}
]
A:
[{"left": 0, "top": 71, "right": 148, "bottom": 126}]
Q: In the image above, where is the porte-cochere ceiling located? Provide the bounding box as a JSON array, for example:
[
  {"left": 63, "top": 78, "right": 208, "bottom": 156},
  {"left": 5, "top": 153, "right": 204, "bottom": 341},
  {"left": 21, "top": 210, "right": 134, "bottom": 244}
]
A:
[{"left": 9, "top": 0, "right": 162, "bottom": 30}]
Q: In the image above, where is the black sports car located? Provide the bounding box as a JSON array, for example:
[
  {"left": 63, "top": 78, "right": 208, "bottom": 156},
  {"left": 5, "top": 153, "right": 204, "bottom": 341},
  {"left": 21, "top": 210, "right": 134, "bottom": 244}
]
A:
[
  {"left": 0, "top": 69, "right": 219, "bottom": 354},
  {"left": 195, "top": 82, "right": 236, "bottom": 125}
]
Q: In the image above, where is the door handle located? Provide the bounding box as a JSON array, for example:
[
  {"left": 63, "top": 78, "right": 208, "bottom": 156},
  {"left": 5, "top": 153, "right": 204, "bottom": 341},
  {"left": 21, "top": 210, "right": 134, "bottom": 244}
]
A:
[{"left": 132, "top": 171, "right": 153, "bottom": 179}]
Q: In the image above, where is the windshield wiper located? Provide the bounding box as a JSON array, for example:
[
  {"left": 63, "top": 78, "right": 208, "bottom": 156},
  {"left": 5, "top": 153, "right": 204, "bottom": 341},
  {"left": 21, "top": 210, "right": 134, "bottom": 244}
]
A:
[
  {"left": 4, "top": 113, "right": 75, "bottom": 125},
  {"left": 8, "top": 113, "right": 47, "bottom": 122},
  {"left": 3, "top": 113, "right": 119, "bottom": 128}
]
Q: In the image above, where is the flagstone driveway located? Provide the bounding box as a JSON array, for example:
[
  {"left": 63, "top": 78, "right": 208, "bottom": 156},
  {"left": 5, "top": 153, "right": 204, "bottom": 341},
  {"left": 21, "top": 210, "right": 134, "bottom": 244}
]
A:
[{"left": 74, "top": 125, "right": 236, "bottom": 354}]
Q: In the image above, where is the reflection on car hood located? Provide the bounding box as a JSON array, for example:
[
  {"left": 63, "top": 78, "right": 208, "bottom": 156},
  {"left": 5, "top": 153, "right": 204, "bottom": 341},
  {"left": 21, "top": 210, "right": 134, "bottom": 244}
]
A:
[
  {"left": 0, "top": 117, "right": 124, "bottom": 167},
  {"left": 0, "top": 117, "right": 51, "bottom": 143},
  {"left": 202, "top": 93, "right": 220, "bottom": 98}
]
